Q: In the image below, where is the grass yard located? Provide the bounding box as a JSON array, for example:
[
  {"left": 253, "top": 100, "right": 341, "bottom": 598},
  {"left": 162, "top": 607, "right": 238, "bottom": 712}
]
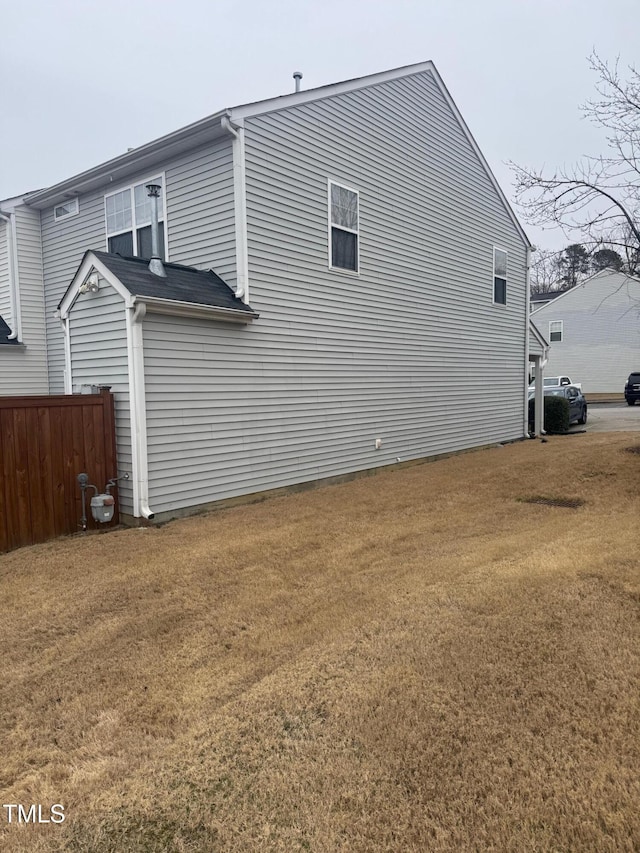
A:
[{"left": 1, "top": 433, "right": 640, "bottom": 851}]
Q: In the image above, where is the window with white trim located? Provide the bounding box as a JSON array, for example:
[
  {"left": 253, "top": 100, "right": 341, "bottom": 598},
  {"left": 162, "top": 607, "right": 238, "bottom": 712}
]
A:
[
  {"left": 493, "top": 248, "right": 507, "bottom": 304},
  {"left": 329, "top": 181, "right": 359, "bottom": 272},
  {"left": 105, "top": 176, "right": 166, "bottom": 259},
  {"left": 54, "top": 198, "right": 79, "bottom": 221},
  {"left": 549, "top": 320, "right": 563, "bottom": 342}
]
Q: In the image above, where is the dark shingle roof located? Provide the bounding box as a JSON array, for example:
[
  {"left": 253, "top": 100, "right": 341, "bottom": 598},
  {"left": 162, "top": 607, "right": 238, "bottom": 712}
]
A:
[
  {"left": 88, "top": 251, "right": 256, "bottom": 314},
  {"left": 531, "top": 288, "right": 570, "bottom": 306},
  {"left": 0, "top": 314, "right": 19, "bottom": 345}
]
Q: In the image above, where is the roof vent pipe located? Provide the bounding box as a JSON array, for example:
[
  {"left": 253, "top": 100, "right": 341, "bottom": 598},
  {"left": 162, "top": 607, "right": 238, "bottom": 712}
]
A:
[
  {"left": 293, "top": 71, "right": 302, "bottom": 92},
  {"left": 146, "top": 183, "right": 166, "bottom": 277}
]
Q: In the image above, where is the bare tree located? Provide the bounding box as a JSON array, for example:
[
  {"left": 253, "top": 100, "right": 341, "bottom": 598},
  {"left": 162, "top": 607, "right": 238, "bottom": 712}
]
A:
[
  {"left": 530, "top": 248, "right": 561, "bottom": 294},
  {"left": 511, "top": 53, "right": 640, "bottom": 269}
]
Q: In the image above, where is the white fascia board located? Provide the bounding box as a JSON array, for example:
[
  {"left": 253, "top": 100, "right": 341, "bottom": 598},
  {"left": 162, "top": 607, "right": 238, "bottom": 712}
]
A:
[
  {"left": 0, "top": 195, "right": 32, "bottom": 212},
  {"left": 425, "top": 66, "right": 533, "bottom": 251},
  {"left": 231, "top": 60, "right": 532, "bottom": 252},
  {"left": 24, "top": 110, "right": 228, "bottom": 210},
  {"left": 529, "top": 318, "right": 549, "bottom": 349},
  {"left": 136, "top": 295, "right": 258, "bottom": 323},
  {"left": 529, "top": 318, "right": 549, "bottom": 354},
  {"left": 230, "top": 60, "right": 436, "bottom": 121},
  {"left": 59, "top": 252, "right": 134, "bottom": 318}
]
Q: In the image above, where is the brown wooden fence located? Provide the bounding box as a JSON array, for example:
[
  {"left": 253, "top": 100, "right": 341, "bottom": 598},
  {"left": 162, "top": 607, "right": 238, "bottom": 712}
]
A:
[{"left": 0, "top": 389, "right": 118, "bottom": 552}]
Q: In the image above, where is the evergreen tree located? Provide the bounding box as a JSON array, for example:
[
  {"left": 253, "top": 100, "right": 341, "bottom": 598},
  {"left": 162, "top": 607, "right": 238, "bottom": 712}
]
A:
[{"left": 556, "top": 244, "right": 590, "bottom": 288}]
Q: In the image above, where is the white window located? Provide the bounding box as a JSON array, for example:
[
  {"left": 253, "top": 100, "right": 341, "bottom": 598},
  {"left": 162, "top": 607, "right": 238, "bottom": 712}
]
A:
[
  {"left": 549, "top": 320, "right": 563, "bottom": 342},
  {"left": 105, "top": 176, "right": 166, "bottom": 259},
  {"left": 493, "top": 248, "right": 507, "bottom": 304},
  {"left": 54, "top": 198, "right": 79, "bottom": 221},
  {"left": 329, "top": 181, "right": 359, "bottom": 272}
]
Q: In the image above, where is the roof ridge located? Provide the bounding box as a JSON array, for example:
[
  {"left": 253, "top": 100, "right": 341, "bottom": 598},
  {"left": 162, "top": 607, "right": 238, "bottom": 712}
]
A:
[{"left": 94, "top": 250, "right": 225, "bottom": 278}]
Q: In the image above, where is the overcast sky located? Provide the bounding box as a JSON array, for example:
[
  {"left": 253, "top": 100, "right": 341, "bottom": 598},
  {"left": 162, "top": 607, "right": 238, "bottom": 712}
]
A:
[{"left": 1, "top": 0, "right": 637, "bottom": 251}]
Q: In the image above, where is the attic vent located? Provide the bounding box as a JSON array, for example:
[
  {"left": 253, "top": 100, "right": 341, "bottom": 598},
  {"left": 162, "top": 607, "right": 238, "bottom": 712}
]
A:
[{"left": 54, "top": 198, "right": 79, "bottom": 221}]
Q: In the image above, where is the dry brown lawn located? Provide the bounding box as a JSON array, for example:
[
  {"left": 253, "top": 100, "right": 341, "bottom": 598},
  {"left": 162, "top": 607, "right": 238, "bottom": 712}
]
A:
[{"left": 1, "top": 433, "right": 640, "bottom": 852}]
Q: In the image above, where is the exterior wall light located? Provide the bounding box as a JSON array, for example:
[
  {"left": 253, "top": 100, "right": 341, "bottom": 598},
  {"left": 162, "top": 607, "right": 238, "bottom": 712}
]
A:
[{"left": 79, "top": 272, "right": 100, "bottom": 294}]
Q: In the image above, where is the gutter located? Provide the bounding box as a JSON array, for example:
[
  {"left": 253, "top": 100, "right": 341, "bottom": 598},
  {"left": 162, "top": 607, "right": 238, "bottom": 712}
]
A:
[
  {"left": 221, "top": 113, "right": 250, "bottom": 302},
  {"left": 126, "top": 301, "right": 155, "bottom": 520},
  {"left": 0, "top": 210, "right": 22, "bottom": 340},
  {"left": 136, "top": 294, "right": 257, "bottom": 322},
  {"left": 24, "top": 110, "right": 228, "bottom": 209}
]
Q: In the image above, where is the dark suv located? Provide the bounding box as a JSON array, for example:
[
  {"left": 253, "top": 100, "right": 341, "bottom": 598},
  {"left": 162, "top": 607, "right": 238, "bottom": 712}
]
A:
[{"left": 625, "top": 373, "right": 640, "bottom": 405}]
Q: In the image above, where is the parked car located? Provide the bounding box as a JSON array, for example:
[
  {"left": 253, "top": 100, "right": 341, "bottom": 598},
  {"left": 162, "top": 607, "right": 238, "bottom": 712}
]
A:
[
  {"left": 529, "top": 375, "right": 582, "bottom": 391},
  {"left": 624, "top": 372, "right": 640, "bottom": 405},
  {"left": 528, "top": 385, "right": 588, "bottom": 425}
]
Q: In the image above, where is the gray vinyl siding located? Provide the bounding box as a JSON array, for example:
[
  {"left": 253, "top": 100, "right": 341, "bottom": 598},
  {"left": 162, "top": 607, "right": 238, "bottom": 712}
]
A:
[
  {"left": 41, "top": 193, "right": 105, "bottom": 393},
  {"left": 165, "top": 141, "right": 236, "bottom": 285},
  {"left": 0, "top": 207, "right": 49, "bottom": 396},
  {"left": 40, "top": 137, "right": 236, "bottom": 394},
  {"left": 68, "top": 283, "right": 133, "bottom": 513},
  {"left": 143, "top": 70, "right": 528, "bottom": 515},
  {"left": 532, "top": 271, "right": 640, "bottom": 393}
]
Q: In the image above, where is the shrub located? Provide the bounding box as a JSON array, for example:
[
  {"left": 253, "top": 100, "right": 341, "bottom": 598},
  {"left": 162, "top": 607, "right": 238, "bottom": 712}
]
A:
[{"left": 529, "top": 395, "right": 570, "bottom": 434}]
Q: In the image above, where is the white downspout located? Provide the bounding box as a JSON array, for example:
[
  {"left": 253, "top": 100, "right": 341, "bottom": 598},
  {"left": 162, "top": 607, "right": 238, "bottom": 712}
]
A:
[
  {"left": 60, "top": 313, "right": 72, "bottom": 394},
  {"left": 126, "top": 301, "right": 155, "bottom": 520},
  {"left": 524, "top": 245, "right": 534, "bottom": 436},
  {"left": 0, "top": 210, "right": 22, "bottom": 340},
  {"left": 221, "top": 114, "right": 249, "bottom": 302}
]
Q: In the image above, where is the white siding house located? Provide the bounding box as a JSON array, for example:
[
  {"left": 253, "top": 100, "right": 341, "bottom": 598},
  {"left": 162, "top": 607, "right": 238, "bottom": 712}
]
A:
[
  {"left": 531, "top": 269, "right": 640, "bottom": 394},
  {"left": 8, "top": 61, "right": 536, "bottom": 523}
]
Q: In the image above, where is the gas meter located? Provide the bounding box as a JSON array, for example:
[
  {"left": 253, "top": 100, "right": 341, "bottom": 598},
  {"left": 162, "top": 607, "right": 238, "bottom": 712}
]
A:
[{"left": 90, "top": 493, "right": 116, "bottom": 523}]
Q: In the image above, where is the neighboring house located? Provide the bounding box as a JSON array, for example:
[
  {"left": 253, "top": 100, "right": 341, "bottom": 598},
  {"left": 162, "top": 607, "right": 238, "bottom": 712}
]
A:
[
  {"left": 531, "top": 269, "right": 640, "bottom": 394},
  {"left": 530, "top": 287, "right": 570, "bottom": 315},
  {"left": 1, "top": 60, "right": 540, "bottom": 523}
]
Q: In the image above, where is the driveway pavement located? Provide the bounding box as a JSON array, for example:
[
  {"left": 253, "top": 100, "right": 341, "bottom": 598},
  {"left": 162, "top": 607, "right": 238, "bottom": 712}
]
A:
[{"left": 574, "top": 402, "right": 640, "bottom": 433}]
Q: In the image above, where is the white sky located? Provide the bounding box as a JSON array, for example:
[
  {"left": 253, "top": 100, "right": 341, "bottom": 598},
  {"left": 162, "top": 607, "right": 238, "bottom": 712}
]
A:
[{"left": 1, "top": 0, "right": 637, "bottom": 251}]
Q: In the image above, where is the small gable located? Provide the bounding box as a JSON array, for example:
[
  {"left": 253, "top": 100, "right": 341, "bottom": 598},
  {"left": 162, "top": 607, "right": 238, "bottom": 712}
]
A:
[{"left": 60, "top": 251, "right": 258, "bottom": 324}]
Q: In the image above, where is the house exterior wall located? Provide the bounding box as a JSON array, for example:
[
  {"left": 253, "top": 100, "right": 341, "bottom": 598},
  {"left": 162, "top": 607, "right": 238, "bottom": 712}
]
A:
[
  {"left": 531, "top": 271, "right": 640, "bottom": 393},
  {"left": 67, "top": 281, "right": 134, "bottom": 513},
  {"left": 0, "top": 206, "right": 49, "bottom": 396},
  {"left": 141, "top": 69, "right": 529, "bottom": 516},
  {"left": 39, "top": 137, "right": 236, "bottom": 394}
]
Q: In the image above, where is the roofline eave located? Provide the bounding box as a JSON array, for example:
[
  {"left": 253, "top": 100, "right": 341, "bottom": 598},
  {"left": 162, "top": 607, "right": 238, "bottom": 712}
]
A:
[{"left": 24, "top": 110, "right": 228, "bottom": 209}]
